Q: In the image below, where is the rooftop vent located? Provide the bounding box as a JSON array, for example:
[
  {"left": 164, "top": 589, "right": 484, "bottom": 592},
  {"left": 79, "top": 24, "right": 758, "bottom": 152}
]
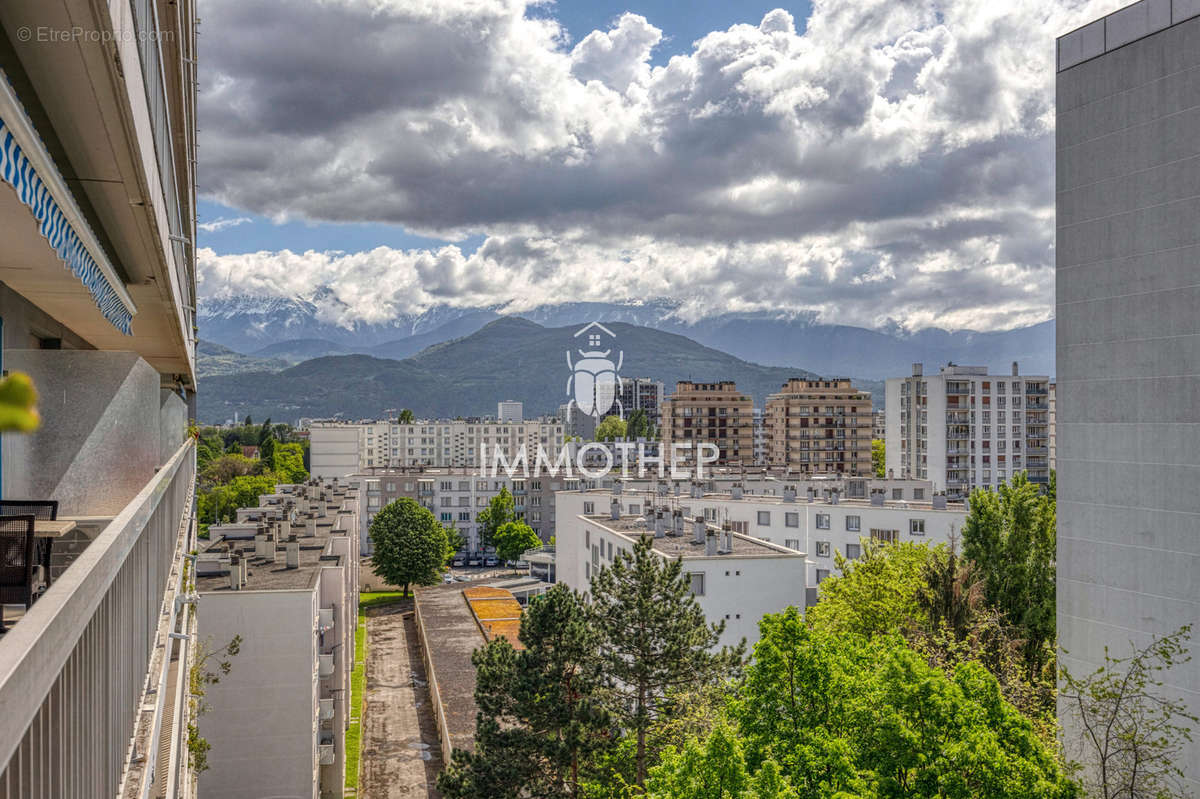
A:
[
  {"left": 705, "top": 528, "right": 719, "bottom": 556},
  {"left": 693, "top": 516, "right": 707, "bottom": 545}
]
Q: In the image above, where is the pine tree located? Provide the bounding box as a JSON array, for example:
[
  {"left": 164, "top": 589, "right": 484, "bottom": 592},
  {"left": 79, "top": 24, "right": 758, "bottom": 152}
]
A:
[
  {"left": 438, "top": 585, "right": 612, "bottom": 798},
  {"left": 590, "top": 535, "right": 743, "bottom": 788}
]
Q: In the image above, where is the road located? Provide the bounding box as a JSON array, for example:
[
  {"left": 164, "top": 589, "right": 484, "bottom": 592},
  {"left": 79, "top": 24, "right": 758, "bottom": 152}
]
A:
[{"left": 360, "top": 603, "right": 443, "bottom": 799}]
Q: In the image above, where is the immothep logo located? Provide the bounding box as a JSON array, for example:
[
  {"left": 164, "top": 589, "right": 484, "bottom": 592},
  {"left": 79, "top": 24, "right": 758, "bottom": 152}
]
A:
[{"left": 566, "top": 321, "right": 623, "bottom": 419}]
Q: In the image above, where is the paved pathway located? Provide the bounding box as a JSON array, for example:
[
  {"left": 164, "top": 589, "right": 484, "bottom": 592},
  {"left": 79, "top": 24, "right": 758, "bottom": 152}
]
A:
[{"left": 360, "top": 603, "right": 443, "bottom": 799}]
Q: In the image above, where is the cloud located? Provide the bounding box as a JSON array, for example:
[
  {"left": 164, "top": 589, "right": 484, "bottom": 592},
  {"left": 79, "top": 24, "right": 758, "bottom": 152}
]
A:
[
  {"left": 198, "top": 0, "right": 1122, "bottom": 331},
  {"left": 198, "top": 216, "right": 253, "bottom": 233}
]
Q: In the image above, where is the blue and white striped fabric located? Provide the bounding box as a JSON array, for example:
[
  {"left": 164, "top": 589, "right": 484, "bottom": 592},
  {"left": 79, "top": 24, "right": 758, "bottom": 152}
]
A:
[{"left": 0, "top": 116, "right": 133, "bottom": 335}]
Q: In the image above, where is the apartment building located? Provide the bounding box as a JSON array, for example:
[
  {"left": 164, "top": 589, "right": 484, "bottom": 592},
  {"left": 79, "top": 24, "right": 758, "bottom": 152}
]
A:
[
  {"left": 561, "top": 480, "right": 963, "bottom": 605},
  {"left": 195, "top": 479, "right": 360, "bottom": 799},
  {"left": 1048, "top": 383, "right": 1057, "bottom": 470},
  {"left": 752, "top": 408, "right": 768, "bottom": 465},
  {"left": 309, "top": 417, "right": 567, "bottom": 473},
  {"left": 1057, "top": 3, "right": 1200, "bottom": 790},
  {"left": 873, "top": 411, "right": 886, "bottom": 440},
  {"left": 353, "top": 467, "right": 577, "bottom": 555},
  {"left": 660, "top": 381, "right": 755, "bottom": 466},
  {"left": 555, "top": 493, "right": 806, "bottom": 647},
  {"left": 885, "top": 363, "right": 1051, "bottom": 496},
  {"left": 0, "top": 1, "right": 200, "bottom": 795},
  {"left": 497, "top": 400, "right": 523, "bottom": 422},
  {"left": 766, "top": 378, "right": 873, "bottom": 476},
  {"left": 559, "top": 401, "right": 599, "bottom": 440},
  {"left": 617, "top": 377, "right": 665, "bottom": 428}
]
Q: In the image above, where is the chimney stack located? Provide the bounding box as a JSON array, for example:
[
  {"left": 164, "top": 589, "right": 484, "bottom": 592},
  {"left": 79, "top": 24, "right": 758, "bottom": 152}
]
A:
[
  {"left": 305, "top": 513, "right": 317, "bottom": 537},
  {"left": 691, "top": 482, "right": 702, "bottom": 499},
  {"left": 731, "top": 483, "right": 744, "bottom": 500},
  {"left": 654, "top": 509, "right": 666, "bottom": 539},
  {"left": 783, "top": 485, "right": 797, "bottom": 503},
  {"left": 229, "top": 554, "right": 243, "bottom": 590},
  {"left": 1012, "top": 361, "right": 1019, "bottom": 376},
  {"left": 610, "top": 498, "right": 621, "bottom": 520},
  {"left": 807, "top": 487, "right": 815, "bottom": 503},
  {"left": 720, "top": 522, "right": 733, "bottom": 554},
  {"left": 705, "top": 528, "right": 719, "bottom": 556},
  {"left": 286, "top": 535, "right": 300, "bottom": 569},
  {"left": 870, "top": 491, "right": 884, "bottom": 507},
  {"left": 693, "top": 516, "right": 707, "bottom": 545},
  {"left": 672, "top": 510, "right": 684, "bottom": 536},
  {"left": 830, "top": 489, "right": 840, "bottom": 505},
  {"left": 255, "top": 531, "right": 271, "bottom": 560}
]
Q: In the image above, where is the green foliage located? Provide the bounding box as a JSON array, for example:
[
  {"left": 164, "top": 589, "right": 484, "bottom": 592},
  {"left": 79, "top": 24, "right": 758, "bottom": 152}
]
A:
[
  {"left": 595, "top": 415, "right": 627, "bottom": 442},
  {"left": 806, "top": 540, "right": 935, "bottom": 638},
  {"left": 626, "top": 409, "right": 652, "bottom": 440},
  {"left": 368, "top": 498, "right": 449, "bottom": 596},
  {"left": 439, "top": 585, "right": 612, "bottom": 799},
  {"left": 493, "top": 520, "right": 541, "bottom": 565},
  {"left": 199, "top": 453, "right": 263, "bottom": 487},
  {"left": 271, "top": 442, "right": 308, "bottom": 483},
  {"left": 1061, "top": 625, "right": 1197, "bottom": 799},
  {"left": 398, "top": 408, "right": 415, "bottom": 423},
  {"left": 646, "top": 722, "right": 796, "bottom": 799},
  {"left": 198, "top": 472, "right": 279, "bottom": 525},
  {"left": 477, "top": 487, "right": 516, "bottom": 549},
  {"left": 732, "top": 608, "right": 1078, "bottom": 799},
  {"left": 591, "top": 535, "right": 743, "bottom": 787},
  {"left": 445, "top": 525, "right": 467, "bottom": 562},
  {"left": 962, "top": 472, "right": 1057, "bottom": 674},
  {"left": 871, "top": 439, "right": 885, "bottom": 478}
]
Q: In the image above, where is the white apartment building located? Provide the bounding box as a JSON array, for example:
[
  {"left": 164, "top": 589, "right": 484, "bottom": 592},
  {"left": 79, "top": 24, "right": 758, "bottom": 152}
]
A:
[
  {"left": 196, "top": 479, "right": 361, "bottom": 799},
  {"left": 752, "top": 408, "right": 768, "bottom": 465},
  {"left": 885, "top": 363, "right": 1051, "bottom": 497},
  {"left": 555, "top": 492, "right": 806, "bottom": 647},
  {"left": 560, "top": 483, "right": 965, "bottom": 608},
  {"left": 497, "top": 400, "right": 523, "bottom": 422},
  {"left": 310, "top": 418, "right": 567, "bottom": 473}
]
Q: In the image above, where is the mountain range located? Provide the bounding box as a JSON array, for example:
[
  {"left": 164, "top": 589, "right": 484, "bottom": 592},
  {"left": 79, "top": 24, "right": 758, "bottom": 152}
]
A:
[
  {"left": 195, "top": 318, "right": 877, "bottom": 423},
  {"left": 198, "top": 296, "right": 1054, "bottom": 379}
]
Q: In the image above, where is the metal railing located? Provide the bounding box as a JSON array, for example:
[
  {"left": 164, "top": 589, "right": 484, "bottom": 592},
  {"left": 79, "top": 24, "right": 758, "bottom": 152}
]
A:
[{"left": 0, "top": 440, "right": 196, "bottom": 798}]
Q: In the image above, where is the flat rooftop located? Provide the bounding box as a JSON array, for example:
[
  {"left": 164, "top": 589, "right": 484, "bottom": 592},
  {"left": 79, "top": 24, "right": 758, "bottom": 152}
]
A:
[
  {"left": 413, "top": 583, "right": 490, "bottom": 754},
  {"left": 194, "top": 535, "right": 342, "bottom": 592},
  {"left": 585, "top": 515, "right": 802, "bottom": 558}
]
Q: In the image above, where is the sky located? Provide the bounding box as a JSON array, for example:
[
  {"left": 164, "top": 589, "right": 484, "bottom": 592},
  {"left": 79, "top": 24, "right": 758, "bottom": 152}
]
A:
[{"left": 196, "top": 0, "right": 1121, "bottom": 332}]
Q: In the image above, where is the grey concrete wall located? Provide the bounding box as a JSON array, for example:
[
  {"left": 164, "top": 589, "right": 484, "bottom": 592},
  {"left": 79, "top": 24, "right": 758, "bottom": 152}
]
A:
[
  {"left": 1056, "top": 13, "right": 1200, "bottom": 792},
  {"left": 0, "top": 281, "right": 92, "bottom": 350},
  {"left": 159, "top": 389, "right": 188, "bottom": 464},
  {"left": 2, "top": 350, "right": 163, "bottom": 515}
]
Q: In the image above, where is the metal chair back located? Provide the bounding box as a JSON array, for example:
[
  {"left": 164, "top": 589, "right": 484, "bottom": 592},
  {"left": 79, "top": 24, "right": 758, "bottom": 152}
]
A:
[{"left": 0, "top": 515, "right": 38, "bottom": 610}]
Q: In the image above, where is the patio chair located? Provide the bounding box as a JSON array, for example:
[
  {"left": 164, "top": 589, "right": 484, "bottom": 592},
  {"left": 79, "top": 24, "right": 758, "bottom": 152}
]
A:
[
  {"left": 0, "top": 515, "right": 38, "bottom": 633},
  {"left": 0, "top": 500, "right": 58, "bottom": 595}
]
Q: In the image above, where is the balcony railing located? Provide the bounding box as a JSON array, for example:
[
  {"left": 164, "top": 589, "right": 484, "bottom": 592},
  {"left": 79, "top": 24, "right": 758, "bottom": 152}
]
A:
[{"left": 0, "top": 439, "right": 196, "bottom": 797}]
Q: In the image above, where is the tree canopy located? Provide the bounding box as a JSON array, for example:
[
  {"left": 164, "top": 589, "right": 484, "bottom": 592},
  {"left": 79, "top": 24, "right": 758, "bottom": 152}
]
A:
[
  {"left": 368, "top": 498, "right": 449, "bottom": 596},
  {"left": 493, "top": 520, "right": 541, "bottom": 565},
  {"left": 595, "top": 415, "right": 627, "bottom": 442},
  {"left": 477, "top": 487, "right": 516, "bottom": 549}
]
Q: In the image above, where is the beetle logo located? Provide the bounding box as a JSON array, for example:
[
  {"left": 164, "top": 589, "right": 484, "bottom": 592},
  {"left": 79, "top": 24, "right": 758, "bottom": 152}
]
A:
[{"left": 567, "top": 321, "right": 623, "bottom": 419}]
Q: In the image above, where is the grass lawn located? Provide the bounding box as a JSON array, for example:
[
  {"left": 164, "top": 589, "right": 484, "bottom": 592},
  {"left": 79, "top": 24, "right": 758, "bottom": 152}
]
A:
[{"left": 345, "top": 590, "right": 411, "bottom": 792}]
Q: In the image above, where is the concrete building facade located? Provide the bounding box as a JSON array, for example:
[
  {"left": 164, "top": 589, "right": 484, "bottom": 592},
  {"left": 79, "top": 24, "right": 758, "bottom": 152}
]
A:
[
  {"left": 617, "top": 377, "right": 665, "bottom": 428},
  {"left": 660, "top": 381, "right": 755, "bottom": 466},
  {"left": 885, "top": 363, "right": 1051, "bottom": 496},
  {"left": 1056, "top": 3, "right": 1200, "bottom": 790},
  {"left": 765, "top": 378, "right": 873, "bottom": 476}
]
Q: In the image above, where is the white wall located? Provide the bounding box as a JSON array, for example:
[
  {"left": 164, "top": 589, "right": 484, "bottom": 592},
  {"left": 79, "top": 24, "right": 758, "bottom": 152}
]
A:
[
  {"left": 309, "top": 425, "right": 361, "bottom": 479},
  {"left": 197, "top": 590, "right": 320, "bottom": 799}
]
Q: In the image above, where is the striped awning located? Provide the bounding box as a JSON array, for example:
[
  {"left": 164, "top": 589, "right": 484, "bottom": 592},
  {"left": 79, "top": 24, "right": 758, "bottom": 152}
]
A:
[{"left": 0, "top": 71, "right": 136, "bottom": 334}]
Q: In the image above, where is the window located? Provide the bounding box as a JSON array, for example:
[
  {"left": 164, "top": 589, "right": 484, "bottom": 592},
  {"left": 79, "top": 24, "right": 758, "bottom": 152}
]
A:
[
  {"left": 757, "top": 511, "right": 771, "bottom": 526},
  {"left": 816, "top": 569, "right": 830, "bottom": 584},
  {"left": 607, "top": 541, "right": 613, "bottom": 560},
  {"left": 687, "top": 572, "right": 705, "bottom": 596},
  {"left": 585, "top": 562, "right": 590, "bottom": 580},
  {"left": 816, "top": 513, "right": 830, "bottom": 529},
  {"left": 785, "top": 538, "right": 802, "bottom": 551},
  {"left": 628, "top": 504, "right": 640, "bottom": 515},
  {"left": 583, "top": 502, "right": 595, "bottom": 515},
  {"left": 845, "top": 543, "right": 861, "bottom": 559},
  {"left": 870, "top": 528, "right": 898, "bottom": 543},
  {"left": 458, "top": 511, "right": 470, "bottom": 521},
  {"left": 440, "top": 512, "right": 452, "bottom": 522},
  {"left": 892, "top": 488, "right": 903, "bottom": 500},
  {"left": 816, "top": 541, "right": 831, "bottom": 558},
  {"left": 845, "top": 515, "right": 860, "bottom": 532},
  {"left": 585, "top": 529, "right": 590, "bottom": 549},
  {"left": 785, "top": 512, "right": 799, "bottom": 528},
  {"left": 913, "top": 488, "right": 925, "bottom": 501}
]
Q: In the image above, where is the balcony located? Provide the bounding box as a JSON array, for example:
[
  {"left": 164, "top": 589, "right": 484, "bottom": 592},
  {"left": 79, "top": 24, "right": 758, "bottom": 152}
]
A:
[
  {"left": 319, "top": 607, "right": 335, "bottom": 631},
  {"left": 0, "top": 440, "right": 196, "bottom": 795},
  {"left": 319, "top": 653, "right": 335, "bottom": 678},
  {"left": 319, "top": 698, "right": 335, "bottom": 721},
  {"left": 319, "top": 744, "right": 336, "bottom": 766}
]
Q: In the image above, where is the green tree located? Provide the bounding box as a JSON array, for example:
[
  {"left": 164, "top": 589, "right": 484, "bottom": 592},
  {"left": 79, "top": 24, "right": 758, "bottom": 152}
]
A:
[
  {"left": 259, "top": 435, "right": 276, "bottom": 465},
  {"left": 590, "top": 535, "right": 742, "bottom": 788},
  {"left": 272, "top": 442, "right": 308, "bottom": 483},
  {"left": 398, "top": 408, "right": 415, "bottom": 424},
  {"left": 962, "top": 472, "right": 1057, "bottom": 674},
  {"left": 477, "top": 487, "right": 516, "bottom": 550},
  {"left": 595, "top": 415, "right": 627, "bottom": 442},
  {"left": 439, "top": 585, "right": 612, "bottom": 799},
  {"left": 0, "top": 372, "right": 39, "bottom": 432},
  {"left": 733, "top": 608, "right": 1079, "bottom": 799},
  {"left": 871, "top": 438, "right": 885, "bottom": 478},
  {"left": 805, "top": 539, "right": 935, "bottom": 638},
  {"left": 445, "top": 525, "right": 466, "bottom": 564},
  {"left": 257, "top": 417, "right": 273, "bottom": 445},
  {"left": 369, "top": 498, "right": 449, "bottom": 596},
  {"left": 1061, "top": 625, "right": 1198, "bottom": 799},
  {"left": 646, "top": 722, "right": 796, "bottom": 799},
  {"left": 493, "top": 520, "right": 541, "bottom": 566},
  {"left": 626, "top": 409, "right": 651, "bottom": 440}
]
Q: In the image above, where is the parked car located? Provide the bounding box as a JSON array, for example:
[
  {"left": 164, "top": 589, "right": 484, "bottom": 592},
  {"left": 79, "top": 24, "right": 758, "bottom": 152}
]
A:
[
  {"left": 452, "top": 556, "right": 465, "bottom": 568},
  {"left": 467, "top": 557, "right": 482, "bottom": 568},
  {"left": 484, "top": 555, "right": 499, "bottom": 567}
]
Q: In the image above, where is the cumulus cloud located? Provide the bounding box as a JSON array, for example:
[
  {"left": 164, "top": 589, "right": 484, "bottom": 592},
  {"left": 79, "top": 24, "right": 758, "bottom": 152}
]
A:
[
  {"left": 198, "top": 216, "right": 253, "bottom": 233},
  {"left": 198, "top": 0, "right": 1122, "bottom": 331}
]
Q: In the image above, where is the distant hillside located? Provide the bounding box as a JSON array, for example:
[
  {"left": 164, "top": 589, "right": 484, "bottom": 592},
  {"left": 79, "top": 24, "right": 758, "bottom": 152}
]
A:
[
  {"left": 195, "top": 318, "right": 881, "bottom": 423},
  {"left": 252, "top": 338, "right": 363, "bottom": 364},
  {"left": 196, "top": 340, "right": 289, "bottom": 378}
]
